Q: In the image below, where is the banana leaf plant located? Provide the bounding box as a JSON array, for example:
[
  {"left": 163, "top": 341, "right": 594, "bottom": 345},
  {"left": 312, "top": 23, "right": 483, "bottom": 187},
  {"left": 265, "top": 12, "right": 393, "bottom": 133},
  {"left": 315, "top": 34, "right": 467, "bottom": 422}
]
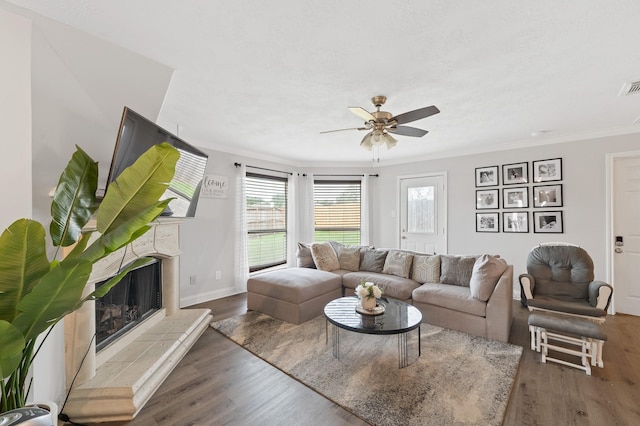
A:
[{"left": 0, "top": 142, "right": 179, "bottom": 412}]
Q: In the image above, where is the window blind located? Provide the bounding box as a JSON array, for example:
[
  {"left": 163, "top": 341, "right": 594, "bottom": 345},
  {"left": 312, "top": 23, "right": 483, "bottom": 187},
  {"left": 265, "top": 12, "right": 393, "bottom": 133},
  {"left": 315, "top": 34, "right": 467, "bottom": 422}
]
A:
[
  {"left": 246, "top": 173, "right": 288, "bottom": 271},
  {"left": 313, "top": 180, "right": 361, "bottom": 245}
]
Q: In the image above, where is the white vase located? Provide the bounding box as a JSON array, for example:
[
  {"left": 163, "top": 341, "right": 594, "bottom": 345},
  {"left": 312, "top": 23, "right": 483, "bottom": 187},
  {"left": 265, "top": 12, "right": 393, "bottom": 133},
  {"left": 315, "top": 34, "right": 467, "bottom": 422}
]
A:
[{"left": 361, "top": 296, "right": 376, "bottom": 310}]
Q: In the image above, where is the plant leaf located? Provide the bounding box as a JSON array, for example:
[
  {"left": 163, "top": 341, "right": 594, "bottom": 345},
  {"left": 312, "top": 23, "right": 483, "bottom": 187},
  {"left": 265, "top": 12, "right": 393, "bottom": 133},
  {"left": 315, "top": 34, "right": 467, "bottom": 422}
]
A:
[
  {"left": 96, "top": 142, "right": 178, "bottom": 240},
  {"left": 12, "top": 259, "right": 92, "bottom": 341},
  {"left": 49, "top": 145, "right": 98, "bottom": 248},
  {"left": 0, "top": 220, "right": 50, "bottom": 323},
  {"left": 0, "top": 320, "right": 24, "bottom": 380}
]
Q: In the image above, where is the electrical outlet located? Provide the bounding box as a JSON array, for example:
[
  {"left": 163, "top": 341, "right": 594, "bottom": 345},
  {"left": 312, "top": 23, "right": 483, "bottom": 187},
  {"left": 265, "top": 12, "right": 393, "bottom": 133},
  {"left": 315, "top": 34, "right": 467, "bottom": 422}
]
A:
[
  {"left": 189, "top": 275, "right": 197, "bottom": 285},
  {"left": 215, "top": 271, "right": 222, "bottom": 280}
]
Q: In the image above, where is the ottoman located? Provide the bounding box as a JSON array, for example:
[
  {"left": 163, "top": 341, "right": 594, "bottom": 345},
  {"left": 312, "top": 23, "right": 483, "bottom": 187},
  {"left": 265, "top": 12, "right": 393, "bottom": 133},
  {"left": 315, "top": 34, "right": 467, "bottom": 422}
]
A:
[
  {"left": 528, "top": 312, "right": 607, "bottom": 375},
  {"left": 247, "top": 268, "right": 342, "bottom": 324}
]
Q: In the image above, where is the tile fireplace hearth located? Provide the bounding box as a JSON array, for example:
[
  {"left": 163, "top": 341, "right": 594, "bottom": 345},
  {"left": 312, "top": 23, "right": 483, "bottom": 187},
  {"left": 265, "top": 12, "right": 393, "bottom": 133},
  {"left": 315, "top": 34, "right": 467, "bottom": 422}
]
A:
[{"left": 63, "top": 220, "right": 212, "bottom": 423}]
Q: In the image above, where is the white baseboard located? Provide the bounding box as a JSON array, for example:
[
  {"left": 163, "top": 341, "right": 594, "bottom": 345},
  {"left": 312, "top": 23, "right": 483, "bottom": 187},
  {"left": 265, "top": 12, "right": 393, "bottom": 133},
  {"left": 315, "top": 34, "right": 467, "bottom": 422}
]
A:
[{"left": 180, "top": 287, "right": 244, "bottom": 307}]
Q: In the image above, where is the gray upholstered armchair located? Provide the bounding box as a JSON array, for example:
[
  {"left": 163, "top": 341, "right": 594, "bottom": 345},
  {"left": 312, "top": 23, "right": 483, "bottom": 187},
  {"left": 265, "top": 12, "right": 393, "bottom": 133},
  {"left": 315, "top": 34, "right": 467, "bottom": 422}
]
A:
[{"left": 519, "top": 243, "right": 613, "bottom": 323}]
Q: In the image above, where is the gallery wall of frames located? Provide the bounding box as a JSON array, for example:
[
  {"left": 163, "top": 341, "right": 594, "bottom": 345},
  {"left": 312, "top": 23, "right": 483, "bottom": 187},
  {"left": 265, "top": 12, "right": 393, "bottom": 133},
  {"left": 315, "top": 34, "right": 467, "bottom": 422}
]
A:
[{"left": 474, "top": 158, "right": 564, "bottom": 233}]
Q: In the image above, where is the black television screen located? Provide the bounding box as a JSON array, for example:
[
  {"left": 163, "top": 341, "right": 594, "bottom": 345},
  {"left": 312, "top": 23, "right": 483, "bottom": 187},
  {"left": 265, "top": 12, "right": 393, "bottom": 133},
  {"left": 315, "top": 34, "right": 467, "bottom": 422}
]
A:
[{"left": 107, "top": 107, "right": 208, "bottom": 218}]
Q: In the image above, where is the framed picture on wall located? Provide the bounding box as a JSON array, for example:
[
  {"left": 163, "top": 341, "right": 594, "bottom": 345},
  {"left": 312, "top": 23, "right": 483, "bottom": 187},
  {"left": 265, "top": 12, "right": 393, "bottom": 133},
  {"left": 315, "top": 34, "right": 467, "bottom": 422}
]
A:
[
  {"left": 502, "top": 186, "right": 529, "bottom": 209},
  {"left": 475, "top": 166, "right": 499, "bottom": 187},
  {"left": 533, "top": 184, "right": 563, "bottom": 207},
  {"left": 533, "top": 158, "right": 562, "bottom": 182},
  {"left": 476, "top": 189, "right": 499, "bottom": 209},
  {"left": 476, "top": 212, "right": 499, "bottom": 232},
  {"left": 533, "top": 211, "right": 564, "bottom": 233},
  {"left": 502, "top": 162, "right": 528, "bottom": 185},
  {"left": 503, "top": 212, "right": 529, "bottom": 233}
]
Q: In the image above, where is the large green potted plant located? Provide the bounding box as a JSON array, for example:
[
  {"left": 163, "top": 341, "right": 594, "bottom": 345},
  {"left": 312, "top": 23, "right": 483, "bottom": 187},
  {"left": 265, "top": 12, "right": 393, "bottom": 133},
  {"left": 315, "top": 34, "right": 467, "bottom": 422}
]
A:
[{"left": 0, "top": 142, "right": 179, "bottom": 413}]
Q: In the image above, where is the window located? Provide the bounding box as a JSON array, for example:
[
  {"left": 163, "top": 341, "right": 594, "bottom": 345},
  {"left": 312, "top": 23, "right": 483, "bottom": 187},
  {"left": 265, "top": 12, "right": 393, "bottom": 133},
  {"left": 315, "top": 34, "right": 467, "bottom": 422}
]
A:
[
  {"left": 314, "top": 180, "right": 361, "bottom": 245},
  {"left": 246, "top": 173, "right": 287, "bottom": 272}
]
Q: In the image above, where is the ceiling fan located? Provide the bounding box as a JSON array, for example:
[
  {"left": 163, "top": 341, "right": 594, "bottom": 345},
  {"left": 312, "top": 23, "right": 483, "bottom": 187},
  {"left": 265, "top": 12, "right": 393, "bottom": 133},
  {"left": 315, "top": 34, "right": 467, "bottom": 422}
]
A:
[{"left": 321, "top": 96, "right": 440, "bottom": 151}]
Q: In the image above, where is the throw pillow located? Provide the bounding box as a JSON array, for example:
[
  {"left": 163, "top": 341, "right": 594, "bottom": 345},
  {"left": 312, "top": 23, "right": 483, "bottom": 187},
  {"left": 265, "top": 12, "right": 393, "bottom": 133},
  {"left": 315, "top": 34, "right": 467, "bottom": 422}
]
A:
[
  {"left": 310, "top": 242, "right": 340, "bottom": 271},
  {"left": 470, "top": 255, "right": 508, "bottom": 301},
  {"left": 338, "top": 246, "right": 360, "bottom": 271},
  {"left": 296, "top": 242, "right": 316, "bottom": 268},
  {"left": 412, "top": 254, "right": 441, "bottom": 283},
  {"left": 440, "top": 255, "right": 478, "bottom": 287},
  {"left": 360, "top": 249, "right": 388, "bottom": 273},
  {"left": 382, "top": 250, "right": 414, "bottom": 279}
]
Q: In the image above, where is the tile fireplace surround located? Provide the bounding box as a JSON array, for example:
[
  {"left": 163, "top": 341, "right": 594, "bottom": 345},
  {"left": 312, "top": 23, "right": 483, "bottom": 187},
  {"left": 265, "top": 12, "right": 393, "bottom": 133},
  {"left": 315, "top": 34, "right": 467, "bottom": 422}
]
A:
[{"left": 63, "top": 219, "right": 212, "bottom": 423}]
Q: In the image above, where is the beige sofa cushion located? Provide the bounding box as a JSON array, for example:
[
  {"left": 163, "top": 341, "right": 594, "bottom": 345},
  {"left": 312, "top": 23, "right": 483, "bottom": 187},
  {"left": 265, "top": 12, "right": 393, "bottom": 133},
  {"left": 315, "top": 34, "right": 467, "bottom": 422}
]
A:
[
  {"left": 338, "top": 246, "right": 360, "bottom": 271},
  {"left": 310, "top": 242, "right": 340, "bottom": 271},
  {"left": 412, "top": 254, "right": 441, "bottom": 283},
  {"left": 412, "top": 283, "right": 486, "bottom": 317},
  {"left": 342, "top": 271, "right": 420, "bottom": 300},
  {"left": 470, "top": 255, "right": 508, "bottom": 301},
  {"left": 382, "top": 250, "right": 414, "bottom": 278}
]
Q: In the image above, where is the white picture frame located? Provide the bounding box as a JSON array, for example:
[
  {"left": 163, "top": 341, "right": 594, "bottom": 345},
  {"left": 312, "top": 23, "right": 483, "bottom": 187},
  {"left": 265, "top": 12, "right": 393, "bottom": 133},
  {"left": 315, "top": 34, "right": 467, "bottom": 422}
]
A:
[
  {"left": 476, "top": 189, "right": 499, "bottom": 209},
  {"left": 533, "top": 211, "right": 564, "bottom": 233},
  {"left": 502, "top": 186, "right": 529, "bottom": 209}
]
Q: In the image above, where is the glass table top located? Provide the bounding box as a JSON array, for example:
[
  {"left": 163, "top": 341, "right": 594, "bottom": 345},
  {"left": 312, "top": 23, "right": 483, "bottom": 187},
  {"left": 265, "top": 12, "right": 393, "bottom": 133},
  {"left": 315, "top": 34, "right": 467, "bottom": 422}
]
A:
[{"left": 324, "top": 296, "right": 422, "bottom": 335}]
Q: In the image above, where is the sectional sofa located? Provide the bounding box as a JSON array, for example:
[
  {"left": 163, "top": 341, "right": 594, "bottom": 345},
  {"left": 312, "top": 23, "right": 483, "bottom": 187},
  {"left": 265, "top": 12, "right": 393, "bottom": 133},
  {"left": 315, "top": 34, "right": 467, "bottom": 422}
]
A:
[{"left": 247, "top": 241, "right": 514, "bottom": 342}]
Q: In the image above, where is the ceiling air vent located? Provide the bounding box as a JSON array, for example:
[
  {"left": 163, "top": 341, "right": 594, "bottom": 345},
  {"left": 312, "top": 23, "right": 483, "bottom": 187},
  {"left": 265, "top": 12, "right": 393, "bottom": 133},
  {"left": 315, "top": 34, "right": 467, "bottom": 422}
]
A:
[{"left": 619, "top": 80, "right": 640, "bottom": 96}]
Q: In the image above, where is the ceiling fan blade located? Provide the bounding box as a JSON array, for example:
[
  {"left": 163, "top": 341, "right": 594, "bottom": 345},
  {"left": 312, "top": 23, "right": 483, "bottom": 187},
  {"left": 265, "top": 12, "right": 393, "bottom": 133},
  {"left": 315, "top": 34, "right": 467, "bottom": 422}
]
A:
[
  {"left": 348, "top": 107, "right": 375, "bottom": 122},
  {"left": 388, "top": 126, "right": 429, "bottom": 137},
  {"left": 391, "top": 105, "right": 440, "bottom": 125},
  {"left": 320, "top": 127, "right": 368, "bottom": 134}
]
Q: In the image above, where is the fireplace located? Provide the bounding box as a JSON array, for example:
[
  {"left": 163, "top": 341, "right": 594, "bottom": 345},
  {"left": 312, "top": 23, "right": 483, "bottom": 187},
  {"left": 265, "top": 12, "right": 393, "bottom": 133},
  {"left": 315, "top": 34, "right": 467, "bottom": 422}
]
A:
[
  {"left": 63, "top": 220, "right": 212, "bottom": 423},
  {"left": 95, "top": 259, "right": 162, "bottom": 351}
]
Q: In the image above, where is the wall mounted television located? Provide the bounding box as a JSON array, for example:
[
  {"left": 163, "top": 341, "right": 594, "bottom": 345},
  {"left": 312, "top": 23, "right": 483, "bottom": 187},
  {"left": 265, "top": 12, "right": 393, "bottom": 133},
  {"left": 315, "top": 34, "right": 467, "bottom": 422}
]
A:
[{"left": 106, "top": 107, "right": 209, "bottom": 218}]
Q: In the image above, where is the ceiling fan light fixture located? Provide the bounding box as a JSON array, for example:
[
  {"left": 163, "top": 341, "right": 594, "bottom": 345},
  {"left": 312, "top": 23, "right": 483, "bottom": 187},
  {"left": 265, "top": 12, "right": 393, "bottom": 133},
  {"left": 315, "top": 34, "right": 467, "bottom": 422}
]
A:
[
  {"left": 372, "top": 129, "right": 384, "bottom": 145},
  {"left": 383, "top": 132, "right": 397, "bottom": 149},
  {"left": 360, "top": 133, "right": 373, "bottom": 151}
]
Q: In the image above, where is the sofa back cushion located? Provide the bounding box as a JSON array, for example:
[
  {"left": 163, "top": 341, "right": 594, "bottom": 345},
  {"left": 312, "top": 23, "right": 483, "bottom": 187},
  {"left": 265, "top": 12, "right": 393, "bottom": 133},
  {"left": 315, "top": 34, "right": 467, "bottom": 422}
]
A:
[
  {"left": 440, "top": 255, "right": 478, "bottom": 287},
  {"left": 382, "top": 250, "right": 414, "bottom": 279},
  {"left": 360, "top": 249, "right": 388, "bottom": 273},
  {"left": 469, "top": 255, "right": 508, "bottom": 301},
  {"left": 338, "top": 246, "right": 361, "bottom": 271},
  {"left": 310, "top": 242, "right": 340, "bottom": 271},
  {"left": 296, "top": 242, "right": 316, "bottom": 268},
  {"left": 412, "top": 254, "right": 441, "bottom": 283}
]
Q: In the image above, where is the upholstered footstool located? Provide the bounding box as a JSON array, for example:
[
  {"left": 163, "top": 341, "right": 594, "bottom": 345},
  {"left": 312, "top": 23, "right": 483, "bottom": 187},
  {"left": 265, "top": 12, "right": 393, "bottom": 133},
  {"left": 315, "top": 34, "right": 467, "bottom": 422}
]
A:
[
  {"left": 247, "top": 268, "right": 343, "bottom": 324},
  {"left": 528, "top": 312, "right": 607, "bottom": 375}
]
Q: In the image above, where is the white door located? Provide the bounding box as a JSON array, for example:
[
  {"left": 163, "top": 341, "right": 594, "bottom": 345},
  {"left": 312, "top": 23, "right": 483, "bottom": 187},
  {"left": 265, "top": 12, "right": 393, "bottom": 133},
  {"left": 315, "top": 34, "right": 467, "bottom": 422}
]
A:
[
  {"left": 613, "top": 156, "right": 640, "bottom": 316},
  {"left": 399, "top": 174, "right": 447, "bottom": 254}
]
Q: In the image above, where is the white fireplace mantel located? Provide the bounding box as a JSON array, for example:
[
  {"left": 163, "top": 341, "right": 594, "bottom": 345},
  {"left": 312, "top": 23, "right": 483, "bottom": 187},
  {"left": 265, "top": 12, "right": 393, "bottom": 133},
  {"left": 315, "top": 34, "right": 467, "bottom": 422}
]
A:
[{"left": 63, "top": 219, "right": 212, "bottom": 423}]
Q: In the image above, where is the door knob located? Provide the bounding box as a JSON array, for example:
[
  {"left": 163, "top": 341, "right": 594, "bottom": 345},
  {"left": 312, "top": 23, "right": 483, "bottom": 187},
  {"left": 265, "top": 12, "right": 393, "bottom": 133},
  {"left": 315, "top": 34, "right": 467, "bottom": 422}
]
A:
[
  {"left": 615, "top": 247, "right": 623, "bottom": 253},
  {"left": 401, "top": 236, "right": 406, "bottom": 239}
]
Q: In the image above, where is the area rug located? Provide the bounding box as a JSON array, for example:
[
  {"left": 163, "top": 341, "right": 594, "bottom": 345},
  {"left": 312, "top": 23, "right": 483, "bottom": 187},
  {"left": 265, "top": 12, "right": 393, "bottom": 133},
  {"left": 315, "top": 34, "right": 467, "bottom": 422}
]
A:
[{"left": 211, "top": 312, "right": 522, "bottom": 426}]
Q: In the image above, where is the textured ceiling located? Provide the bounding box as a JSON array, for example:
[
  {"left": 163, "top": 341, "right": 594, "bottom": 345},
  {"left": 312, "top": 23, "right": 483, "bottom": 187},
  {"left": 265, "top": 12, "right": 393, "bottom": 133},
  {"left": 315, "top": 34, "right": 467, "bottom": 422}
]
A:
[{"left": 7, "top": 0, "right": 640, "bottom": 165}]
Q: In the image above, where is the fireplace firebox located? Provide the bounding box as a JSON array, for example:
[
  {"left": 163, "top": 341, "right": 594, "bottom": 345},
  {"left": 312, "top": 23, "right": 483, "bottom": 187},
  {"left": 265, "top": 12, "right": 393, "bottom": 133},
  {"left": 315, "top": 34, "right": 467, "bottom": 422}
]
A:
[{"left": 95, "top": 259, "right": 162, "bottom": 351}]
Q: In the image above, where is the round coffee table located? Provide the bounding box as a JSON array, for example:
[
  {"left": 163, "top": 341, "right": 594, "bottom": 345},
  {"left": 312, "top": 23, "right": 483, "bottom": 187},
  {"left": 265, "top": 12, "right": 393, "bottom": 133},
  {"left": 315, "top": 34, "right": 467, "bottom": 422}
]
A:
[{"left": 323, "top": 296, "right": 422, "bottom": 368}]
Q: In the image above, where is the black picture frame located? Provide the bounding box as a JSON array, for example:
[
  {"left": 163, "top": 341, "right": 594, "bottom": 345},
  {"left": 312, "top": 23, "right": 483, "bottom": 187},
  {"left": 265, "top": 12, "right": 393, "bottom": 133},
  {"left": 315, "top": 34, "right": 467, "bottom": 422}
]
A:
[
  {"left": 475, "top": 166, "right": 499, "bottom": 187},
  {"left": 533, "top": 184, "right": 563, "bottom": 208},
  {"left": 533, "top": 211, "right": 564, "bottom": 233},
  {"left": 502, "top": 186, "right": 529, "bottom": 209},
  {"left": 503, "top": 212, "right": 529, "bottom": 233},
  {"left": 533, "top": 158, "right": 562, "bottom": 182},
  {"left": 476, "top": 212, "right": 499, "bottom": 232},
  {"left": 476, "top": 189, "right": 499, "bottom": 209},
  {"left": 502, "top": 162, "right": 528, "bottom": 185}
]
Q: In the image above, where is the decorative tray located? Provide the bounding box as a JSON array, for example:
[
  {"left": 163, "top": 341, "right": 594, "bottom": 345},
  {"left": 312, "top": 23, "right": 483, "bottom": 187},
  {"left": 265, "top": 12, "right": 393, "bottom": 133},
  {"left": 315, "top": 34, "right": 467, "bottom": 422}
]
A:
[{"left": 355, "top": 304, "right": 386, "bottom": 316}]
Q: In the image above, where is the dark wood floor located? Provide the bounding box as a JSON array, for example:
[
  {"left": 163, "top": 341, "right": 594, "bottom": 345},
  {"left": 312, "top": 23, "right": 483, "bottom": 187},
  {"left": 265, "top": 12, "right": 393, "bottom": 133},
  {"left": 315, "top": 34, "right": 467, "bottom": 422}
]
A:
[{"left": 96, "top": 294, "right": 640, "bottom": 426}]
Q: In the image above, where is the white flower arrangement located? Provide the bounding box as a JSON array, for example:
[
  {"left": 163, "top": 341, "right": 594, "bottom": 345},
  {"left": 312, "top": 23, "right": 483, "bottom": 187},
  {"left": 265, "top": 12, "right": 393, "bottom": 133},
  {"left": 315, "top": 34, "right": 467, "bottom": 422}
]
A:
[{"left": 355, "top": 281, "right": 383, "bottom": 300}]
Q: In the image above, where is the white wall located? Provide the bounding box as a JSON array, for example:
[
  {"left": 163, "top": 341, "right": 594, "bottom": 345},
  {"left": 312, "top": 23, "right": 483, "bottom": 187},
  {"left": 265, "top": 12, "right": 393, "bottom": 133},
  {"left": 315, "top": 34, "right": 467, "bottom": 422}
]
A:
[
  {"left": 0, "top": 8, "right": 31, "bottom": 228},
  {"left": 373, "top": 133, "right": 640, "bottom": 289}
]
